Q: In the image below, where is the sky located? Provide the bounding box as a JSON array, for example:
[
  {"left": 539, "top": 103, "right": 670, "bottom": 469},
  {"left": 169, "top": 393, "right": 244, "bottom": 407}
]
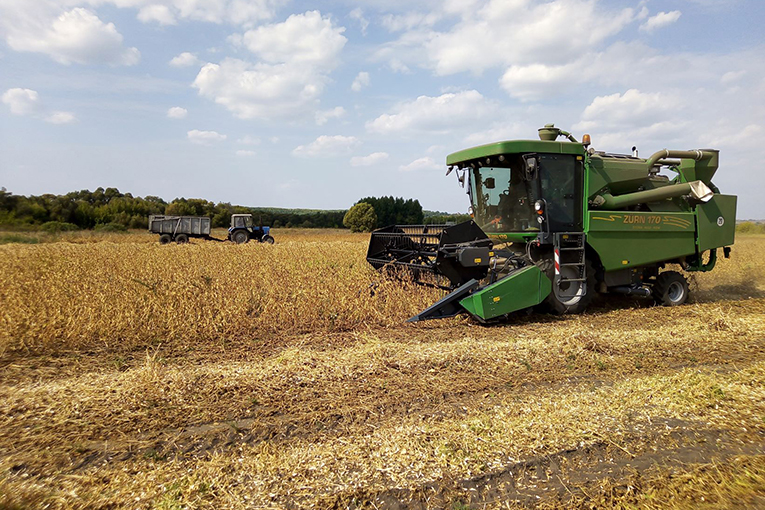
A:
[{"left": 0, "top": 0, "right": 764, "bottom": 218}]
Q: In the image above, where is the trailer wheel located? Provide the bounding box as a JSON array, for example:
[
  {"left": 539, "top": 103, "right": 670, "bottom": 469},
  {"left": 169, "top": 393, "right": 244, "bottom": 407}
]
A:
[
  {"left": 159, "top": 234, "right": 172, "bottom": 245},
  {"left": 175, "top": 233, "right": 189, "bottom": 244},
  {"left": 653, "top": 271, "right": 688, "bottom": 306},
  {"left": 263, "top": 235, "right": 275, "bottom": 244},
  {"left": 536, "top": 257, "right": 595, "bottom": 315},
  {"left": 233, "top": 230, "right": 249, "bottom": 244}
]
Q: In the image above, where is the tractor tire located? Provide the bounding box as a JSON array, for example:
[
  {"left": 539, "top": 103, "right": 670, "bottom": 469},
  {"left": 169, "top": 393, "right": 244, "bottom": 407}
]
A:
[
  {"left": 536, "top": 256, "right": 595, "bottom": 315},
  {"left": 653, "top": 271, "right": 689, "bottom": 306},
  {"left": 159, "top": 234, "right": 172, "bottom": 245},
  {"left": 233, "top": 231, "right": 250, "bottom": 244},
  {"left": 262, "top": 235, "right": 275, "bottom": 244},
  {"left": 175, "top": 233, "right": 189, "bottom": 244}
]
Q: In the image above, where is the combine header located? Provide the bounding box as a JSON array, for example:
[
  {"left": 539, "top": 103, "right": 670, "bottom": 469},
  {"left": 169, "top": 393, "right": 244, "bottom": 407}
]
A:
[{"left": 367, "top": 125, "right": 736, "bottom": 322}]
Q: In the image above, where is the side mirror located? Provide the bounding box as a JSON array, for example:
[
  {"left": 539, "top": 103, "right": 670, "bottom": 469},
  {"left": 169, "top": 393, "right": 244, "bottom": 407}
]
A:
[
  {"left": 522, "top": 154, "right": 539, "bottom": 180},
  {"left": 485, "top": 177, "right": 495, "bottom": 189}
]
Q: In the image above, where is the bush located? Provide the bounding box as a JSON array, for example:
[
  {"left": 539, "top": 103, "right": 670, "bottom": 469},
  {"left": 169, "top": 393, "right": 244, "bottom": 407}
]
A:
[
  {"left": 736, "top": 222, "right": 765, "bottom": 235},
  {"left": 0, "top": 234, "right": 39, "bottom": 244},
  {"left": 94, "top": 223, "right": 128, "bottom": 233},
  {"left": 343, "top": 203, "right": 377, "bottom": 233},
  {"left": 40, "top": 221, "right": 80, "bottom": 233}
]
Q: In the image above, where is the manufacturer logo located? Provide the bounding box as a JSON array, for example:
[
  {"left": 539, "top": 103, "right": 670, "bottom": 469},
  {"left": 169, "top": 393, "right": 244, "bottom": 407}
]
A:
[{"left": 717, "top": 216, "right": 725, "bottom": 227}]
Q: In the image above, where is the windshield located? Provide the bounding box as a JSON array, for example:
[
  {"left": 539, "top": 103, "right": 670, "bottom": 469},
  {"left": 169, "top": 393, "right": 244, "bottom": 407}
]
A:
[
  {"left": 233, "top": 215, "right": 254, "bottom": 228},
  {"left": 469, "top": 165, "right": 538, "bottom": 233}
]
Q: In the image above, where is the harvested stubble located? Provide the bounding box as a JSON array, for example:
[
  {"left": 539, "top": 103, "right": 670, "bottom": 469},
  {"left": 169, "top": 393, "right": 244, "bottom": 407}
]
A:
[{"left": 0, "top": 231, "right": 764, "bottom": 509}]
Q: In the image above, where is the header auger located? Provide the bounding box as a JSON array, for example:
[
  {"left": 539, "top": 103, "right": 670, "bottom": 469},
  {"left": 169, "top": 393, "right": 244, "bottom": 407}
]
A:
[{"left": 367, "top": 124, "right": 737, "bottom": 322}]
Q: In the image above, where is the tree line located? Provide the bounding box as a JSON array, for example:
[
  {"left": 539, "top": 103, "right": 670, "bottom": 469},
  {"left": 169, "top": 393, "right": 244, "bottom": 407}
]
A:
[{"left": 0, "top": 188, "right": 468, "bottom": 232}]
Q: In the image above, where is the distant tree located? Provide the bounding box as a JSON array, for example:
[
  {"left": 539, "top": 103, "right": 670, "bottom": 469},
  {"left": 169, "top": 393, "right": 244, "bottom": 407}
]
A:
[
  {"left": 357, "top": 196, "right": 423, "bottom": 227},
  {"left": 343, "top": 202, "right": 377, "bottom": 232}
]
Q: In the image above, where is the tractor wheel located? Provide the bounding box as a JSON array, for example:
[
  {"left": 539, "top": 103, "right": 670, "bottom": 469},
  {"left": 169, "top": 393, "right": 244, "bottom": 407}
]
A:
[
  {"left": 159, "top": 234, "right": 172, "bottom": 245},
  {"left": 536, "top": 256, "right": 595, "bottom": 315},
  {"left": 263, "top": 235, "right": 275, "bottom": 244},
  {"left": 653, "top": 271, "right": 688, "bottom": 306},
  {"left": 233, "top": 231, "right": 249, "bottom": 244},
  {"left": 175, "top": 233, "right": 189, "bottom": 244}
]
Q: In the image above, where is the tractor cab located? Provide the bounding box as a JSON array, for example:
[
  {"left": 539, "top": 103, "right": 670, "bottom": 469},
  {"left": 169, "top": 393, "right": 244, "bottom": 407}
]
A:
[{"left": 228, "top": 214, "right": 274, "bottom": 244}]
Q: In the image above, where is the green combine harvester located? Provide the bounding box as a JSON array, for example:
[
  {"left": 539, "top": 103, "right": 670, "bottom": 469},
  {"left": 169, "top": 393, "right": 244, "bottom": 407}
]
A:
[{"left": 367, "top": 124, "right": 737, "bottom": 322}]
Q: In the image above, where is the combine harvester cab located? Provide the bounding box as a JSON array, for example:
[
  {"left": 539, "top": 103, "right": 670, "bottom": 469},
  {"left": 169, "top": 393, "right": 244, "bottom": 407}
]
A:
[{"left": 367, "top": 124, "right": 737, "bottom": 322}]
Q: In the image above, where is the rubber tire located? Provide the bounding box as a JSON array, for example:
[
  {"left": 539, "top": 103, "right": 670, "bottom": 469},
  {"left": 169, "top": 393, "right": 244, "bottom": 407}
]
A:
[
  {"left": 653, "top": 271, "right": 689, "bottom": 306},
  {"left": 159, "top": 234, "right": 172, "bottom": 245},
  {"left": 262, "top": 235, "right": 275, "bottom": 244},
  {"left": 233, "top": 231, "right": 249, "bottom": 244},
  {"left": 175, "top": 233, "right": 189, "bottom": 244},
  {"left": 536, "top": 256, "right": 595, "bottom": 315}
]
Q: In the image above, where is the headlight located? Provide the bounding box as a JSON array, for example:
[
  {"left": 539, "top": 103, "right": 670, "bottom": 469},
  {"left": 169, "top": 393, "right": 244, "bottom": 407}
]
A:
[
  {"left": 534, "top": 200, "right": 544, "bottom": 212},
  {"left": 467, "top": 206, "right": 474, "bottom": 217}
]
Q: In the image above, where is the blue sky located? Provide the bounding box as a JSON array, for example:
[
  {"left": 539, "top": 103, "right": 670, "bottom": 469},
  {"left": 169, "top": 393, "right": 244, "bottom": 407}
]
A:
[{"left": 1, "top": 0, "right": 763, "bottom": 218}]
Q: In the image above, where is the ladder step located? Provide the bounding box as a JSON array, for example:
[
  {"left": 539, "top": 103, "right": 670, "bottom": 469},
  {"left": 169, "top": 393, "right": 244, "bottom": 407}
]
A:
[
  {"left": 559, "top": 262, "right": 584, "bottom": 267},
  {"left": 559, "top": 277, "right": 587, "bottom": 282},
  {"left": 558, "top": 247, "right": 584, "bottom": 251}
]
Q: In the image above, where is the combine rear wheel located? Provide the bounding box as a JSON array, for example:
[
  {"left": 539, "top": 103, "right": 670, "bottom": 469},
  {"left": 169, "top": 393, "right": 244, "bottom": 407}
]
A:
[
  {"left": 536, "top": 257, "right": 595, "bottom": 314},
  {"left": 653, "top": 271, "right": 688, "bottom": 306}
]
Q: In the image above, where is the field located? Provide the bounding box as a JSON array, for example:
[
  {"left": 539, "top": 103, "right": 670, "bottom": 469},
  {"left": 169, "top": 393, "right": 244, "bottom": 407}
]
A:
[{"left": 0, "top": 230, "right": 763, "bottom": 509}]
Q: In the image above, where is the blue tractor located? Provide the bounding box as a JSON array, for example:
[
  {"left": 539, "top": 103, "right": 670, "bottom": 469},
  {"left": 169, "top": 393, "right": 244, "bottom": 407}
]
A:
[{"left": 228, "top": 214, "right": 275, "bottom": 244}]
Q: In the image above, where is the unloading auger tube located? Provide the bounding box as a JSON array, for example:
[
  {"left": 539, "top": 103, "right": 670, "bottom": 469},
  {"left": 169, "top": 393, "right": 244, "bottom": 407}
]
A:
[{"left": 366, "top": 125, "right": 736, "bottom": 323}]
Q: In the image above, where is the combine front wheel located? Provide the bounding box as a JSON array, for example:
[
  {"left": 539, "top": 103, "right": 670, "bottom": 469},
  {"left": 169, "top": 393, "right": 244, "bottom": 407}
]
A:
[
  {"left": 653, "top": 271, "right": 688, "bottom": 306},
  {"left": 537, "top": 257, "right": 595, "bottom": 314}
]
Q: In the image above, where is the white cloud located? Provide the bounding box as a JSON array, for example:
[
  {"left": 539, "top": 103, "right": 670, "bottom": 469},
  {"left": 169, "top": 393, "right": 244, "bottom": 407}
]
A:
[
  {"left": 2, "top": 88, "right": 41, "bottom": 115},
  {"left": 500, "top": 62, "right": 580, "bottom": 101},
  {"left": 238, "top": 11, "right": 346, "bottom": 68},
  {"left": 292, "top": 135, "right": 359, "bottom": 158},
  {"left": 577, "top": 89, "right": 679, "bottom": 131},
  {"left": 640, "top": 11, "right": 682, "bottom": 32},
  {"left": 348, "top": 8, "right": 369, "bottom": 35},
  {"left": 236, "top": 150, "right": 256, "bottom": 156},
  {"left": 134, "top": 0, "right": 279, "bottom": 26},
  {"left": 167, "top": 106, "right": 188, "bottom": 119},
  {"left": 2, "top": 87, "right": 77, "bottom": 124},
  {"left": 376, "top": 0, "right": 637, "bottom": 76},
  {"left": 399, "top": 157, "right": 440, "bottom": 172},
  {"left": 237, "top": 135, "right": 261, "bottom": 145},
  {"left": 350, "top": 152, "right": 389, "bottom": 167},
  {"left": 381, "top": 12, "right": 441, "bottom": 32},
  {"left": 366, "top": 90, "right": 494, "bottom": 134},
  {"left": 464, "top": 122, "right": 525, "bottom": 145},
  {"left": 6, "top": 8, "right": 140, "bottom": 66},
  {"left": 351, "top": 71, "right": 370, "bottom": 92},
  {"left": 187, "top": 129, "right": 226, "bottom": 144},
  {"left": 315, "top": 106, "right": 345, "bottom": 125},
  {"left": 137, "top": 4, "right": 176, "bottom": 25},
  {"left": 169, "top": 52, "right": 200, "bottom": 67},
  {"left": 193, "top": 58, "right": 323, "bottom": 119},
  {"left": 195, "top": 12, "right": 347, "bottom": 120},
  {"left": 45, "top": 111, "right": 77, "bottom": 124}
]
